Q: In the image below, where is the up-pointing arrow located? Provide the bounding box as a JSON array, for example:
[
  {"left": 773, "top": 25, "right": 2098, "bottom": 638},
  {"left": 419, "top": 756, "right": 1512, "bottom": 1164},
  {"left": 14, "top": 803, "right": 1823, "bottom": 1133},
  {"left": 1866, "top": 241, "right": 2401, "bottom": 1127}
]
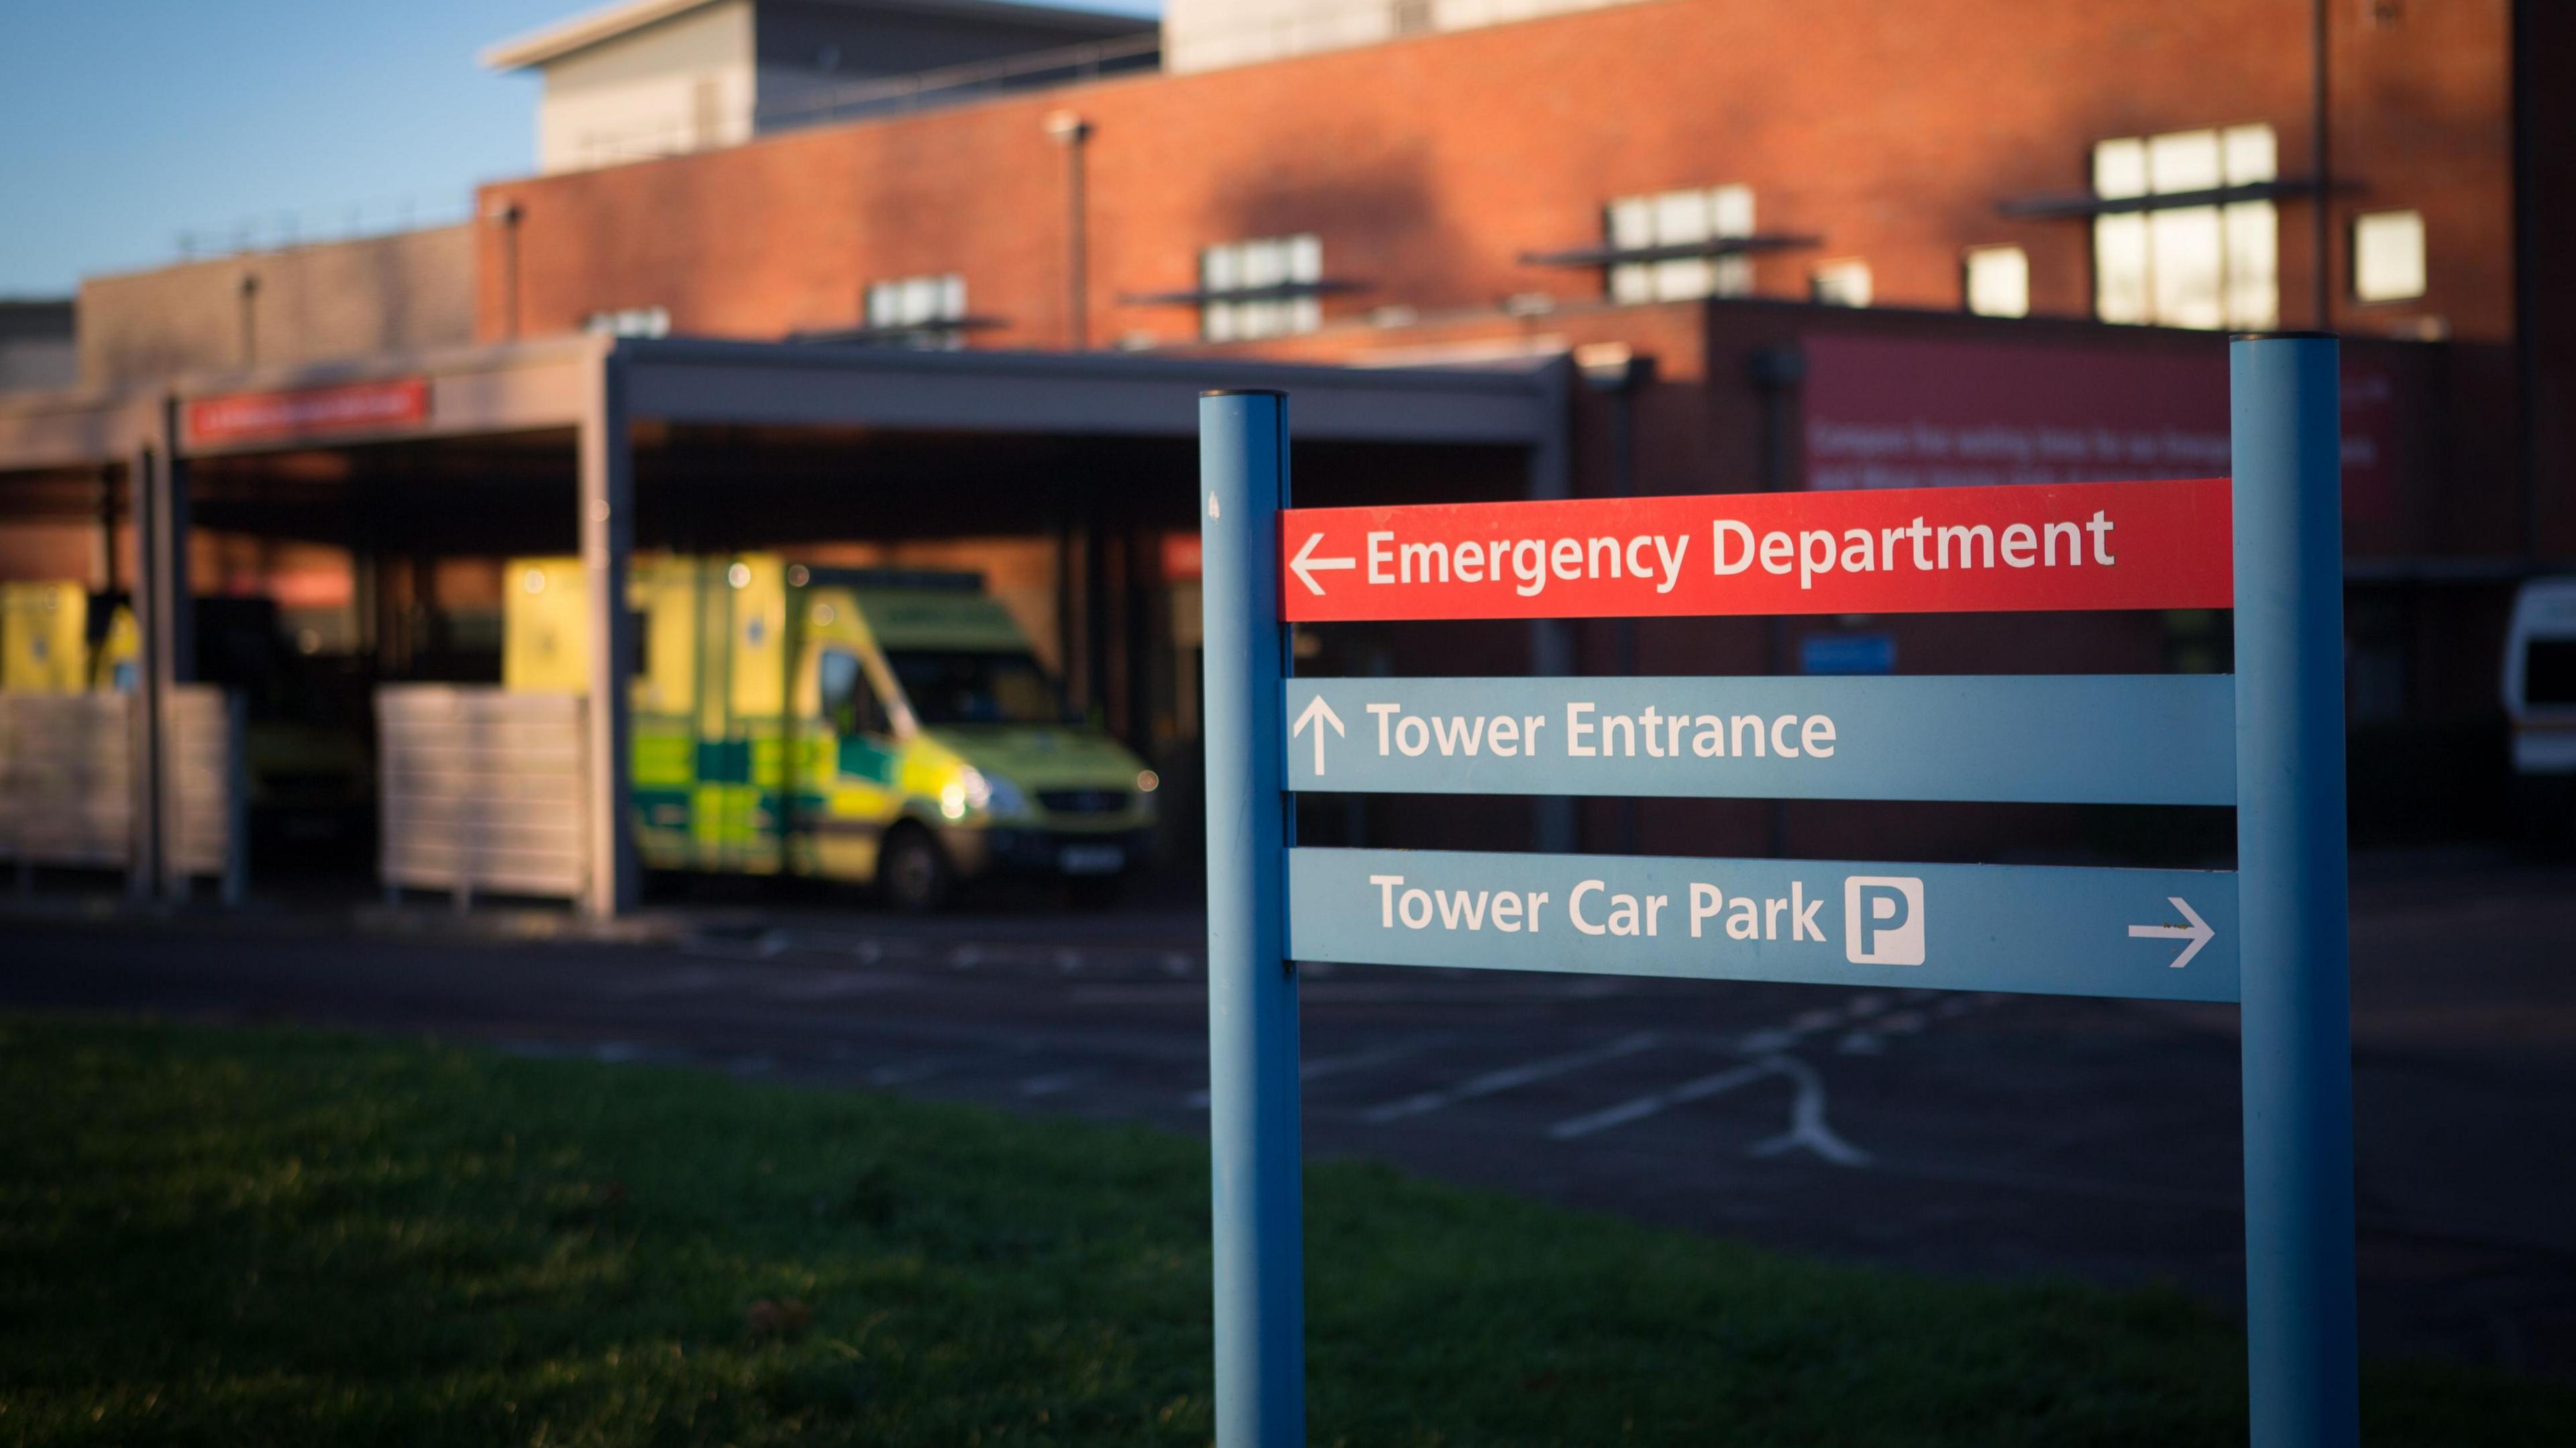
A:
[
  {"left": 2128, "top": 896, "right": 2214, "bottom": 969},
  {"left": 1289, "top": 531, "right": 1356, "bottom": 596},
  {"left": 1291, "top": 694, "right": 1344, "bottom": 775}
]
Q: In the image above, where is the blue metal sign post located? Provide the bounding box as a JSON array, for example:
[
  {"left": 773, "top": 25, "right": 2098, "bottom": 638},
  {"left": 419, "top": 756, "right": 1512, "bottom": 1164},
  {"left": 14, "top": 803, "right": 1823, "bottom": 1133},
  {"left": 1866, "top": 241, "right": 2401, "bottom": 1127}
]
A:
[
  {"left": 2231, "top": 334, "right": 2358, "bottom": 1447},
  {"left": 1198, "top": 339, "right": 2355, "bottom": 1445},
  {"left": 1199, "top": 390, "right": 1304, "bottom": 1448}
]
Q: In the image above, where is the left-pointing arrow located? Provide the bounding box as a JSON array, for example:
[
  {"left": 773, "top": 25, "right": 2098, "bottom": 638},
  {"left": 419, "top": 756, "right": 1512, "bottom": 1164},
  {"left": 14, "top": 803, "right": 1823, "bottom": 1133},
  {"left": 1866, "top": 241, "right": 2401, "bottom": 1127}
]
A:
[
  {"left": 1290, "top": 531, "right": 1357, "bottom": 596},
  {"left": 1291, "top": 694, "right": 1344, "bottom": 775},
  {"left": 2128, "top": 896, "right": 2214, "bottom": 968}
]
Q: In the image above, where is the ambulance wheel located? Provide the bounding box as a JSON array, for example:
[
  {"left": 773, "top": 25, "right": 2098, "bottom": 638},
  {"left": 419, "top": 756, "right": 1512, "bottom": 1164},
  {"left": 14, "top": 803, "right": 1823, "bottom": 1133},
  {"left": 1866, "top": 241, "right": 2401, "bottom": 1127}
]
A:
[{"left": 879, "top": 824, "right": 953, "bottom": 913}]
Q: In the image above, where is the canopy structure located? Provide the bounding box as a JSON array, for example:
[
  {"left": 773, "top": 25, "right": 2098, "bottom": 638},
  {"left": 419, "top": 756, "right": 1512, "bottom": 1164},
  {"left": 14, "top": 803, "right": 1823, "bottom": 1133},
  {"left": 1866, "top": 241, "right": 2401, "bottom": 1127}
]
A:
[{"left": 0, "top": 335, "right": 1572, "bottom": 915}]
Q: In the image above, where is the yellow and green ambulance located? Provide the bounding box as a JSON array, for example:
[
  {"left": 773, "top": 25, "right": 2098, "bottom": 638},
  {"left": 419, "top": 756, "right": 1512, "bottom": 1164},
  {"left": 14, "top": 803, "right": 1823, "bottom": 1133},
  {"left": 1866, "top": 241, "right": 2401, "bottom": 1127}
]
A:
[{"left": 504, "top": 554, "right": 1158, "bottom": 909}]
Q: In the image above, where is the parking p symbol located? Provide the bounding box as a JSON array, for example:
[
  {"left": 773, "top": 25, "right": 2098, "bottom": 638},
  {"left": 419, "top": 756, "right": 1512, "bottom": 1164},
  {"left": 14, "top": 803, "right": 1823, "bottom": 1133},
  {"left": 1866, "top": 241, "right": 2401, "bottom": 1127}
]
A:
[{"left": 1844, "top": 877, "right": 1925, "bottom": 966}]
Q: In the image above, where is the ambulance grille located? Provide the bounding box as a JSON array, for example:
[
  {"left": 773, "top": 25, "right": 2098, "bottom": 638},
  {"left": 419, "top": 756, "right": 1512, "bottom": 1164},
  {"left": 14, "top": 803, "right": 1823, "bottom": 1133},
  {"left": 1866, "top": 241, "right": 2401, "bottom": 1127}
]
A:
[{"left": 1038, "top": 789, "right": 1129, "bottom": 815}]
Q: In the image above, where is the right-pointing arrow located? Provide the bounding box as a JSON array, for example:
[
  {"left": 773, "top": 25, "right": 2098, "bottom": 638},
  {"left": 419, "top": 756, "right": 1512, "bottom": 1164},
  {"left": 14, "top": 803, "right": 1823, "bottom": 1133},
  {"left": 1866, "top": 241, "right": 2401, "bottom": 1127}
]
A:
[{"left": 2129, "top": 896, "right": 2214, "bottom": 968}]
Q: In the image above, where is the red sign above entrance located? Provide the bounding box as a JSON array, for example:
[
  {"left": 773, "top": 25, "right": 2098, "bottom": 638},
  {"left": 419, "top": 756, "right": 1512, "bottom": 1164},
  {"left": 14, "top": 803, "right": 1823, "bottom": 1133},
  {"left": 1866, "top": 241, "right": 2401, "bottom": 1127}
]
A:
[
  {"left": 184, "top": 377, "right": 431, "bottom": 447},
  {"left": 1277, "top": 478, "right": 2232, "bottom": 622}
]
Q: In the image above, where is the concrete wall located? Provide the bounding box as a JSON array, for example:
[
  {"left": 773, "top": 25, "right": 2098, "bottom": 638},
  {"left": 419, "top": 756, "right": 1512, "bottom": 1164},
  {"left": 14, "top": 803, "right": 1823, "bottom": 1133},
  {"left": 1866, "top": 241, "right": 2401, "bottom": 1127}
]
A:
[
  {"left": 77, "top": 226, "right": 477, "bottom": 388},
  {"left": 534, "top": 0, "right": 756, "bottom": 172},
  {"left": 0, "top": 301, "right": 76, "bottom": 394}
]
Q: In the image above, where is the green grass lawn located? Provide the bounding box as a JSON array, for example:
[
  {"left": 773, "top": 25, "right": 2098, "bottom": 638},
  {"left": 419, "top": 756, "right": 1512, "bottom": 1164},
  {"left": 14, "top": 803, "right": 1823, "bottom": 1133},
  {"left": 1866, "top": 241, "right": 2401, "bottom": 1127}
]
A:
[{"left": 0, "top": 1016, "right": 2566, "bottom": 1447}]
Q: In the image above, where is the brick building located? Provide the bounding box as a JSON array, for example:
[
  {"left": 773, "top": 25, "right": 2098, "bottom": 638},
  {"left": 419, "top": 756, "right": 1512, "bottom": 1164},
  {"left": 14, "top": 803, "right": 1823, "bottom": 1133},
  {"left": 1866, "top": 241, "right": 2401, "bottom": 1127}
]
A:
[
  {"left": 5, "top": 0, "right": 2563, "bottom": 877},
  {"left": 455, "top": 0, "right": 2564, "bottom": 852}
]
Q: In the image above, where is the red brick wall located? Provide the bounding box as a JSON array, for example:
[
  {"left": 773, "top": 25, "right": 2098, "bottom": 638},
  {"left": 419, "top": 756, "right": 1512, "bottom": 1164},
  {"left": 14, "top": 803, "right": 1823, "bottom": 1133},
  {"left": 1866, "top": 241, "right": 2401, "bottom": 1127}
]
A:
[{"left": 480, "top": 0, "right": 2514, "bottom": 351}]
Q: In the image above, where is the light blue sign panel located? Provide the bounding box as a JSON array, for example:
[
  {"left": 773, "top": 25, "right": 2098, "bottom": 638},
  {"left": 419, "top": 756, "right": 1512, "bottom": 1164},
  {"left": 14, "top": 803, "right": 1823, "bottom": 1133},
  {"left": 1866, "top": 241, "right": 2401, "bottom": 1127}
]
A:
[
  {"left": 1800, "top": 632, "right": 1895, "bottom": 675},
  {"left": 1287, "top": 846, "right": 2239, "bottom": 1003},
  {"left": 1283, "top": 675, "right": 2233, "bottom": 805}
]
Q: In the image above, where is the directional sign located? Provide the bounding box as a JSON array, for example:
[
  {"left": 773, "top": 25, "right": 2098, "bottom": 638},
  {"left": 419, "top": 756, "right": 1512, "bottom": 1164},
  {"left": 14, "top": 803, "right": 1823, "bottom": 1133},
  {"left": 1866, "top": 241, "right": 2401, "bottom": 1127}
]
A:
[
  {"left": 1287, "top": 847, "right": 2241, "bottom": 1003},
  {"left": 1280, "top": 477, "right": 2231, "bottom": 622},
  {"left": 1284, "top": 675, "right": 2233, "bottom": 805}
]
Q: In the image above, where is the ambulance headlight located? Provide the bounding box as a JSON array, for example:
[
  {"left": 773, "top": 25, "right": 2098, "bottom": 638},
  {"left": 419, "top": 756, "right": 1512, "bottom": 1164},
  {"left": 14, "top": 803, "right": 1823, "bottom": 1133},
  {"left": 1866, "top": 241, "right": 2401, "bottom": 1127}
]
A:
[{"left": 955, "top": 768, "right": 1027, "bottom": 819}]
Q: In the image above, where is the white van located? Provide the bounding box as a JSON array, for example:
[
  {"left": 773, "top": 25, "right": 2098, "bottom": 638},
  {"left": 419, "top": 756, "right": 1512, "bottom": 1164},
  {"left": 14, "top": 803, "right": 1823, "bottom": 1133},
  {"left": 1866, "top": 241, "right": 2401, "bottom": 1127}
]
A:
[
  {"left": 2505, "top": 577, "right": 2576, "bottom": 770},
  {"left": 2504, "top": 577, "right": 2576, "bottom": 842}
]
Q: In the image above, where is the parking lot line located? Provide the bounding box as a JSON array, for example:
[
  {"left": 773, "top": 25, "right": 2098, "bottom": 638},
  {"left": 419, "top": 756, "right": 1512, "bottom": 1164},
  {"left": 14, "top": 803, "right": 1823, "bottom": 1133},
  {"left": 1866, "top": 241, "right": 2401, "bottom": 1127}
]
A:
[
  {"left": 1360, "top": 1032, "right": 1662, "bottom": 1124},
  {"left": 1548, "top": 1060, "right": 1775, "bottom": 1140}
]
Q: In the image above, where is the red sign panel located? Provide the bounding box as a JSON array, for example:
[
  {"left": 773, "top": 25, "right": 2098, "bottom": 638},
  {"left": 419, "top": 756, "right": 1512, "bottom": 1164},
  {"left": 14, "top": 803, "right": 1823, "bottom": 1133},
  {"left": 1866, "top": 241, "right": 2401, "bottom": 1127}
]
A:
[
  {"left": 184, "top": 377, "right": 431, "bottom": 446},
  {"left": 1278, "top": 478, "right": 2231, "bottom": 622}
]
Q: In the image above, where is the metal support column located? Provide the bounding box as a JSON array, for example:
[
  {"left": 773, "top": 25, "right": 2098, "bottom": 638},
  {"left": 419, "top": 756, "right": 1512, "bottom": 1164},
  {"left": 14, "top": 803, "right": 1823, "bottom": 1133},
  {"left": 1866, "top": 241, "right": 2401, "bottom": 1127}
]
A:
[
  {"left": 127, "top": 439, "right": 161, "bottom": 901},
  {"left": 2230, "top": 332, "right": 2357, "bottom": 1448},
  {"left": 1527, "top": 357, "right": 1577, "bottom": 852},
  {"left": 144, "top": 399, "right": 195, "bottom": 902},
  {"left": 1199, "top": 389, "right": 1303, "bottom": 1448},
  {"left": 580, "top": 343, "right": 640, "bottom": 918}
]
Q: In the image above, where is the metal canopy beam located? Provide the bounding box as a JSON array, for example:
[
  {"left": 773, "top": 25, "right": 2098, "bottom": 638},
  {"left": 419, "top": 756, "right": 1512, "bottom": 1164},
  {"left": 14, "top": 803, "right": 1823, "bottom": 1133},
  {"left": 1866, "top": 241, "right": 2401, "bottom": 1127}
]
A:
[
  {"left": 1997, "top": 176, "right": 2349, "bottom": 221},
  {"left": 619, "top": 339, "right": 1554, "bottom": 445},
  {"left": 1517, "top": 234, "right": 1823, "bottom": 269},
  {"left": 0, "top": 392, "right": 153, "bottom": 476}
]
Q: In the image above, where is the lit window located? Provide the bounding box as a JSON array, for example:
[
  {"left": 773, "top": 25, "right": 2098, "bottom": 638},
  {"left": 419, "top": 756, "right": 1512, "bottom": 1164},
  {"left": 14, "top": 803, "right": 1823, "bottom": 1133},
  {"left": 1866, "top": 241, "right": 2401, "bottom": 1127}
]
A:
[
  {"left": 1201, "top": 235, "right": 1322, "bottom": 341},
  {"left": 584, "top": 306, "right": 670, "bottom": 338},
  {"left": 1963, "top": 245, "right": 2029, "bottom": 318},
  {"left": 2090, "top": 123, "right": 2277, "bottom": 330},
  {"left": 2351, "top": 211, "right": 2426, "bottom": 303},
  {"left": 1605, "top": 185, "right": 1754, "bottom": 304},
  {"left": 866, "top": 274, "right": 968, "bottom": 348},
  {"left": 1809, "top": 258, "right": 1872, "bottom": 308}
]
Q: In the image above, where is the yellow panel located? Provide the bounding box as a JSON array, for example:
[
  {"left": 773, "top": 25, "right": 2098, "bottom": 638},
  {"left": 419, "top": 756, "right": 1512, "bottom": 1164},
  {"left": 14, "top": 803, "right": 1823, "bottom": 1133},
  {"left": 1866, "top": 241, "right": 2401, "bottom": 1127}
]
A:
[
  {"left": 729, "top": 554, "right": 788, "bottom": 718},
  {"left": 500, "top": 557, "right": 589, "bottom": 693},
  {"left": 91, "top": 604, "right": 138, "bottom": 691},
  {"left": 0, "top": 583, "right": 92, "bottom": 694},
  {"left": 631, "top": 555, "right": 701, "bottom": 716}
]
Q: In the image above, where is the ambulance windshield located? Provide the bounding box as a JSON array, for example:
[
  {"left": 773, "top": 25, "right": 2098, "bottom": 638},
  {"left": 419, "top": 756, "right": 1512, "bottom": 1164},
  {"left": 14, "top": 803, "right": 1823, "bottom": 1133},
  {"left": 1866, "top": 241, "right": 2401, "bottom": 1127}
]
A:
[{"left": 885, "top": 649, "right": 1067, "bottom": 726}]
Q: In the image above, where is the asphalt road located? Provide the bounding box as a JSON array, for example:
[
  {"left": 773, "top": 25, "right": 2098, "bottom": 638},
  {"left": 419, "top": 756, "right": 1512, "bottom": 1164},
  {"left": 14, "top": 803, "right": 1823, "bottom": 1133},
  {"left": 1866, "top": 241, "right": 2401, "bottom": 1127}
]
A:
[{"left": 5, "top": 849, "right": 2572, "bottom": 1378}]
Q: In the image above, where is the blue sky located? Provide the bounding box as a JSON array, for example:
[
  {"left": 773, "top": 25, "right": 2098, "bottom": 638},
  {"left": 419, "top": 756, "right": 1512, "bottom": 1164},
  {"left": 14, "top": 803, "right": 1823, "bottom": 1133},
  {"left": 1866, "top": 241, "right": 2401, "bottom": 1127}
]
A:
[{"left": 0, "top": 0, "right": 1157, "bottom": 298}]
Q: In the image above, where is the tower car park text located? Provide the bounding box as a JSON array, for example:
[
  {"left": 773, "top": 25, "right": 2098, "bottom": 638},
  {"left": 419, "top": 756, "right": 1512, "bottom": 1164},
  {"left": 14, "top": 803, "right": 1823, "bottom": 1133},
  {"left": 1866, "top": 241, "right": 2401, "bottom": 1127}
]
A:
[
  {"left": 1363, "top": 871, "right": 1925, "bottom": 964},
  {"left": 1360, "top": 509, "right": 2118, "bottom": 596}
]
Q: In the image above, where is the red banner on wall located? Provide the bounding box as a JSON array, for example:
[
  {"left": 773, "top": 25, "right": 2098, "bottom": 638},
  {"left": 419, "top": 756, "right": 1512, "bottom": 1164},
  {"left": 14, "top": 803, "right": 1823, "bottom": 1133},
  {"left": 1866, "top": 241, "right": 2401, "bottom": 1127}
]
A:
[
  {"left": 184, "top": 377, "right": 431, "bottom": 446},
  {"left": 1277, "top": 478, "right": 2232, "bottom": 622},
  {"left": 1801, "top": 334, "right": 2398, "bottom": 525}
]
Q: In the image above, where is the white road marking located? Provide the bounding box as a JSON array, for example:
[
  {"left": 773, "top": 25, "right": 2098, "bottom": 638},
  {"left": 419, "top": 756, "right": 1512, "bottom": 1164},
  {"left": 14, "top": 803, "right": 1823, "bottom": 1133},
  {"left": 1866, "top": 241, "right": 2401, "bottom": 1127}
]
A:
[
  {"left": 1747, "top": 1054, "right": 1872, "bottom": 1167},
  {"left": 678, "top": 930, "right": 788, "bottom": 960},
  {"left": 1016, "top": 1070, "right": 1089, "bottom": 1097},
  {"left": 602, "top": 965, "right": 728, "bottom": 997},
  {"left": 865, "top": 1056, "right": 961, "bottom": 1087},
  {"left": 1548, "top": 1060, "right": 1773, "bottom": 1140},
  {"left": 762, "top": 970, "right": 908, "bottom": 1001},
  {"left": 1185, "top": 1033, "right": 1454, "bottom": 1108},
  {"left": 1360, "top": 1032, "right": 1660, "bottom": 1123}
]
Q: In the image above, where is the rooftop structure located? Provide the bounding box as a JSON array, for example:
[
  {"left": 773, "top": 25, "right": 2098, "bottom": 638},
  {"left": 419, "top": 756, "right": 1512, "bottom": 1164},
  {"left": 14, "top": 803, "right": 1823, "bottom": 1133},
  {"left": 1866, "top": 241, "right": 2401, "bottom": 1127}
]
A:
[{"left": 482, "top": 0, "right": 1155, "bottom": 173}]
